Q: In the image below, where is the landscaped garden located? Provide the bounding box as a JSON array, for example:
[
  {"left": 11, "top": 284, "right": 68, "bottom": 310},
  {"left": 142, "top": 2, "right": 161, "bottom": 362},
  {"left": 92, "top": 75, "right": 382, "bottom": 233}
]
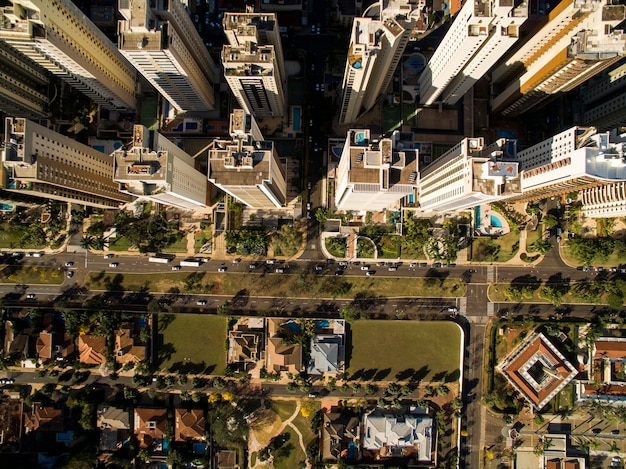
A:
[
  {"left": 470, "top": 232, "right": 519, "bottom": 262},
  {"left": 0, "top": 265, "right": 64, "bottom": 284}
]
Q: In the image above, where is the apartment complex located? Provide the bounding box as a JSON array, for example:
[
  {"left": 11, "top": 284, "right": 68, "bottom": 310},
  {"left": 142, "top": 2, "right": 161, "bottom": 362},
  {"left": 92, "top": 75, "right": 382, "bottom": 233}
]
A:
[
  {"left": 113, "top": 125, "right": 207, "bottom": 209},
  {"left": 338, "top": 0, "right": 419, "bottom": 124},
  {"left": 208, "top": 109, "right": 286, "bottom": 208},
  {"left": 581, "top": 62, "right": 626, "bottom": 131},
  {"left": 334, "top": 129, "right": 418, "bottom": 212},
  {"left": 491, "top": 0, "right": 626, "bottom": 117},
  {"left": 222, "top": 10, "right": 286, "bottom": 118},
  {"left": 0, "top": 40, "right": 49, "bottom": 119},
  {"left": 512, "top": 126, "right": 626, "bottom": 202},
  {"left": 118, "top": 0, "right": 217, "bottom": 112},
  {"left": 2, "top": 117, "right": 132, "bottom": 208},
  {"left": 418, "top": 138, "right": 522, "bottom": 212},
  {"left": 0, "top": 0, "right": 136, "bottom": 111},
  {"left": 418, "top": 0, "right": 527, "bottom": 106}
]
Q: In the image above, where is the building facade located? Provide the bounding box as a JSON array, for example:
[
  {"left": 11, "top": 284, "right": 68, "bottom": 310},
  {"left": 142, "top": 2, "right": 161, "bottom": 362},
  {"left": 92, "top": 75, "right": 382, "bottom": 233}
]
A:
[
  {"left": 2, "top": 117, "right": 132, "bottom": 208},
  {"left": 334, "top": 129, "right": 418, "bottom": 212},
  {"left": 113, "top": 125, "right": 208, "bottom": 209},
  {"left": 222, "top": 10, "right": 286, "bottom": 118},
  {"left": 338, "top": 0, "right": 419, "bottom": 124},
  {"left": 418, "top": 137, "right": 521, "bottom": 212},
  {"left": 419, "top": 0, "right": 527, "bottom": 106},
  {"left": 490, "top": 0, "right": 626, "bottom": 117},
  {"left": 208, "top": 109, "right": 286, "bottom": 208},
  {"left": 580, "top": 61, "right": 626, "bottom": 131},
  {"left": 0, "top": 0, "right": 136, "bottom": 110},
  {"left": 118, "top": 0, "right": 217, "bottom": 112}
]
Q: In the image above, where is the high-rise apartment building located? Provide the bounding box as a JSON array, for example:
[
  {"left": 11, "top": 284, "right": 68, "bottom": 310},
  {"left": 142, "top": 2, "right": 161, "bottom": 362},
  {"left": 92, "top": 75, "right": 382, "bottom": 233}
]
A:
[
  {"left": 208, "top": 109, "right": 287, "bottom": 208},
  {"left": 339, "top": 0, "right": 419, "bottom": 124},
  {"left": 222, "top": 11, "right": 286, "bottom": 118},
  {"left": 334, "top": 129, "right": 418, "bottom": 211},
  {"left": 512, "top": 126, "right": 626, "bottom": 202},
  {"left": 580, "top": 181, "right": 626, "bottom": 218},
  {"left": 491, "top": 0, "right": 626, "bottom": 117},
  {"left": 0, "top": 0, "right": 137, "bottom": 111},
  {"left": 2, "top": 117, "right": 132, "bottom": 208},
  {"left": 118, "top": 0, "right": 217, "bottom": 112},
  {"left": 418, "top": 138, "right": 522, "bottom": 212},
  {"left": 418, "top": 0, "right": 527, "bottom": 106},
  {"left": 580, "top": 62, "right": 626, "bottom": 131},
  {"left": 0, "top": 40, "right": 49, "bottom": 119},
  {"left": 113, "top": 125, "right": 207, "bottom": 209}
]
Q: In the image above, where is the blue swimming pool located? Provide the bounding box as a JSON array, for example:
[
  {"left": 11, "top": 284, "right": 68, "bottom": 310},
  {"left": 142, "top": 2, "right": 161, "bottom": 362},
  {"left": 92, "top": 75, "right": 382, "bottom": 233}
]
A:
[
  {"left": 355, "top": 131, "right": 366, "bottom": 144},
  {"left": 316, "top": 320, "right": 330, "bottom": 329},
  {"left": 475, "top": 206, "right": 482, "bottom": 229},
  {"left": 283, "top": 320, "right": 302, "bottom": 333},
  {"left": 491, "top": 214, "right": 503, "bottom": 228},
  {"left": 348, "top": 441, "right": 357, "bottom": 461},
  {"left": 293, "top": 108, "right": 301, "bottom": 131}
]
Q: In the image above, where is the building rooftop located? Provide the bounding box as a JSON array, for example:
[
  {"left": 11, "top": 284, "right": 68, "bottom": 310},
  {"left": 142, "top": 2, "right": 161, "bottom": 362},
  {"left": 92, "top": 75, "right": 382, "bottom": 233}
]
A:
[{"left": 174, "top": 409, "right": 205, "bottom": 442}]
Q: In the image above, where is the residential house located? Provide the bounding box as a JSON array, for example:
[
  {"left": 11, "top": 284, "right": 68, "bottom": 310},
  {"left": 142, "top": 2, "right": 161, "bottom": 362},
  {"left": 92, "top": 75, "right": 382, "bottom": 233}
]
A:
[
  {"left": 114, "top": 327, "right": 146, "bottom": 365},
  {"left": 36, "top": 328, "right": 75, "bottom": 363},
  {"left": 0, "top": 392, "right": 23, "bottom": 450},
  {"left": 174, "top": 409, "right": 205, "bottom": 442},
  {"left": 134, "top": 408, "right": 168, "bottom": 450},
  {"left": 228, "top": 317, "right": 265, "bottom": 371},
  {"left": 321, "top": 407, "right": 360, "bottom": 461},
  {"left": 265, "top": 319, "right": 303, "bottom": 375},
  {"left": 214, "top": 450, "right": 238, "bottom": 469},
  {"left": 3, "top": 321, "right": 31, "bottom": 361},
  {"left": 78, "top": 335, "right": 107, "bottom": 366},
  {"left": 97, "top": 405, "right": 130, "bottom": 453},
  {"left": 307, "top": 334, "right": 344, "bottom": 376},
  {"left": 23, "top": 404, "right": 64, "bottom": 434},
  {"left": 578, "top": 333, "right": 626, "bottom": 403}
]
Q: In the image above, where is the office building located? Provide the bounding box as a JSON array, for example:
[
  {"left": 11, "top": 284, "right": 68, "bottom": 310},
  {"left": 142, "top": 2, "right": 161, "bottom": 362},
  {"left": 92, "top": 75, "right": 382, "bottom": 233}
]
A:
[
  {"left": 208, "top": 109, "right": 286, "bottom": 209},
  {"left": 581, "top": 61, "right": 626, "bottom": 131},
  {"left": 418, "top": 137, "right": 522, "bottom": 212},
  {"left": 118, "top": 0, "right": 217, "bottom": 112},
  {"left": 334, "top": 129, "right": 418, "bottom": 212},
  {"left": 113, "top": 125, "right": 207, "bottom": 209},
  {"left": 222, "top": 10, "right": 286, "bottom": 118},
  {"left": 2, "top": 117, "right": 132, "bottom": 208},
  {"left": 491, "top": 0, "right": 626, "bottom": 117},
  {"left": 338, "top": 0, "right": 419, "bottom": 124},
  {"left": 0, "top": 40, "right": 49, "bottom": 119},
  {"left": 418, "top": 0, "right": 527, "bottom": 106},
  {"left": 513, "top": 126, "right": 626, "bottom": 202},
  {"left": 0, "top": 0, "right": 136, "bottom": 111}
]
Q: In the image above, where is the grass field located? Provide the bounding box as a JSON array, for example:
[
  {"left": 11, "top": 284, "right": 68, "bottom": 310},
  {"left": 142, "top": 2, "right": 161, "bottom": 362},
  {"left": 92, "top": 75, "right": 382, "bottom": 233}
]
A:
[
  {"left": 0, "top": 265, "right": 64, "bottom": 285},
  {"left": 155, "top": 314, "right": 227, "bottom": 375},
  {"left": 471, "top": 231, "right": 519, "bottom": 262},
  {"left": 525, "top": 228, "right": 542, "bottom": 252},
  {"left": 347, "top": 321, "right": 462, "bottom": 383},
  {"left": 85, "top": 271, "right": 466, "bottom": 298}
]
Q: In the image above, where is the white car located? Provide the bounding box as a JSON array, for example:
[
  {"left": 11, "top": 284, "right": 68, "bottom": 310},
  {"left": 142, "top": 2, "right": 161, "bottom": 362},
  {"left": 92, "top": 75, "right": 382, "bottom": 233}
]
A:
[
  {"left": 109, "top": 262, "right": 119, "bottom": 268},
  {"left": 306, "top": 202, "right": 311, "bottom": 210},
  {"left": 67, "top": 271, "right": 74, "bottom": 278},
  {"left": 104, "top": 254, "right": 114, "bottom": 259},
  {"left": 366, "top": 271, "right": 375, "bottom": 276},
  {"left": 275, "top": 268, "right": 285, "bottom": 273},
  {"left": 197, "top": 300, "right": 207, "bottom": 306},
  {"left": 171, "top": 266, "right": 181, "bottom": 271},
  {"left": 64, "top": 261, "right": 74, "bottom": 267},
  {"left": 26, "top": 293, "right": 35, "bottom": 299},
  {"left": 360, "top": 265, "right": 369, "bottom": 271},
  {"left": 218, "top": 267, "right": 227, "bottom": 272}
]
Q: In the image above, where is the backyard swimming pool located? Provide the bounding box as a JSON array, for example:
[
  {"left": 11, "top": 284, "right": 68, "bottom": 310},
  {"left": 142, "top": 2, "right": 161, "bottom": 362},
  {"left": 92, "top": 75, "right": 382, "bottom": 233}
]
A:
[{"left": 490, "top": 214, "right": 503, "bottom": 228}]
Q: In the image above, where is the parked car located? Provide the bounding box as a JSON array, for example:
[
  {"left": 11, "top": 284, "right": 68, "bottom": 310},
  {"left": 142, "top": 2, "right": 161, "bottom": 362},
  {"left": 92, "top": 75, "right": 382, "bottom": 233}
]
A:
[
  {"left": 232, "top": 258, "right": 241, "bottom": 264},
  {"left": 360, "top": 265, "right": 369, "bottom": 271},
  {"left": 275, "top": 268, "right": 285, "bottom": 274},
  {"left": 315, "top": 265, "right": 323, "bottom": 271},
  {"left": 249, "top": 263, "right": 257, "bottom": 269},
  {"left": 366, "top": 271, "right": 375, "bottom": 276},
  {"left": 104, "top": 254, "right": 114, "bottom": 259},
  {"left": 266, "top": 259, "right": 276, "bottom": 264},
  {"left": 197, "top": 300, "right": 207, "bottom": 306},
  {"left": 218, "top": 267, "right": 227, "bottom": 272},
  {"left": 26, "top": 293, "right": 35, "bottom": 299},
  {"left": 67, "top": 271, "right": 74, "bottom": 278},
  {"left": 109, "top": 262, "right": 119, "bottom": 268},
  {"left": 64, "top": 261, "right": 74, "bottom": 267},
  {"left": 171, "top": 265, "right": 181, "bottom": 271}
]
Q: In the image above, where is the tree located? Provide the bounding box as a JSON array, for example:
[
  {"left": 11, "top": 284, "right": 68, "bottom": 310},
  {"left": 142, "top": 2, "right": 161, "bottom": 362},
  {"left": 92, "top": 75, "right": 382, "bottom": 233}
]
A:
[
  {"left": 542, "top": 214, "right": 559, "bottom": 230},
  {"left": 436, "top": 384, "right": 450, "bottom": 396},
  {"left": 315, "top": 208, "right": 329, "bottom": 223},
  {"left": 340, "top": 304, "right": 360, "bottom": 323}
]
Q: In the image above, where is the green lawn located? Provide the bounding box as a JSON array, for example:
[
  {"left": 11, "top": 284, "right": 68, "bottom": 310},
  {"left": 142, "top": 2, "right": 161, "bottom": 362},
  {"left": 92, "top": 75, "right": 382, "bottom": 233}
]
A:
[
  {"left": 85, "top": 271, "right": 466, "bottom": 298},
  {"left": 0, "top": 266, "right": 64, "bottom": 285},
  {"left": 0, "top": 222, "right": 46, "bottom": 249},
  {"left": 347, "top": 321, "right": 462, "bottom": 383},
  {"left": 194, "top": 229, "right": 212, "bottom": 253},
  {"left": 471, "top": 231, "right": 520, "bottom": 262},
  {"left": 379, "top": 235, "right": 400, "bottom": 259},
  {"left": 267, "top": 400, "right": 318, "bottom": 469},
  {"left": 155, "top": 314, "right": 227, "bottom": 375},
  {"left": 161, "top": 236, "right": 189, "bottom": 253},
  {"left": 525, "top": 229, "right": 542, "bottom": 252},
  {"left": 107, "top": 235, "right": 134, "bottom": 252}
]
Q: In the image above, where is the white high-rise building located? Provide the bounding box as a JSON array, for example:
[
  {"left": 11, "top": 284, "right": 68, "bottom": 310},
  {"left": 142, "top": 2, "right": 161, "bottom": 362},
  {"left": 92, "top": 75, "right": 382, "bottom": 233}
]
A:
[
  {"left": 334, "top": 129, "right": 418, "bottom": 212},
  {"left": 418, "top": 0, "right": 527, "bottom": 106},
  {"left": 418, "top": 138, "right": 522, "bottom": 212},
  {"left": 113, "top": 125, "right": 207, "bottom": 209},
  {"left": 0, "top": 0, "right": 136, "bottom": 111},
  {"left": 338, "top": 0, "right": 419, "bottom": 124},
  {"left": 208, "top": 109, "right": 287, "bottom": 209},
  {"left": 513, "top": 126, "right": 626, "bottom": 202},
  {"left": 222, "top": 11, "right": 286, "bottom": 118},
  {"left": 118, "top": 0, "right": 217, "bottom": 112},
  {"left": 2, "top": 117, "right": 133, "bottom": 208},
  {"left": 490, "top": 0, "right": 626, "bottom": 117}
]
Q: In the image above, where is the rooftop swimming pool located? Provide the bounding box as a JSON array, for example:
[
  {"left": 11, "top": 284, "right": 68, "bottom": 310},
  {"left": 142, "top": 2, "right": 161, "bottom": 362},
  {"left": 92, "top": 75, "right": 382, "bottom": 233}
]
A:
[
  {"left": 355, "top": 131, "right": 366, "bottom": 144},
  {"left": 293, "top": 107, "right": 301, "bottom": 131}
]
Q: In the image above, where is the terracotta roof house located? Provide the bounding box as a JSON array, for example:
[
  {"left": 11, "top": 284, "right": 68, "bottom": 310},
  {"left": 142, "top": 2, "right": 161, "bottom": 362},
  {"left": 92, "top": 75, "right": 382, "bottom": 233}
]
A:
[
  {"left": 134, "top": 408, "right": 167, "bottom": 449},
  {"left": 497, "top": 332, "right": 578, "bottom": 410},
  {"left": 114, "top": 327, "right": 146, "bottom": 365},
  {"left": 23, "top": 404, "right": 64, "bottom": 434},
  {"left": 265, "top": 318, "right": 303, "bottom": 375},
  {"left": 307, "top": 334, "right": 344, "bottom": 376},
  {"left": 97, "top": 405, "right": 130, "bottom": 453},
  {"left": 228, "top": 317, "right": 265, "bottom": 370},
  {"left": 578, "top": 335, "right": 626, "bottom": 403},
  {"left": 78, "top": 334, "right": 107, "bottom": 365},
  {"left": 321, "top": 407, "right": 360, "bottom": 461},
  {"left": 36, "top": 328, "right": 75, "bottom": 363},
  {"left": 174, "top": 409, "right": 205, "bottom": 442}
]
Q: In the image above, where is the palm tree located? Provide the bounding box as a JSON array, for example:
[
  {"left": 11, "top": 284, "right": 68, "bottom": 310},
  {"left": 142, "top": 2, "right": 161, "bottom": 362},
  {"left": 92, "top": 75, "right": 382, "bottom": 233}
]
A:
[{"left": 79, "top": 235, "right": 94, "bottom": 249}]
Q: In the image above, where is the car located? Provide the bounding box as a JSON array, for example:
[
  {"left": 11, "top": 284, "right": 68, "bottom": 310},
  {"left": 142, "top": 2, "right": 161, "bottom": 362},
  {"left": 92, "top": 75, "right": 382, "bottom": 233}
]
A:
[
  {"left": 306, "top": 211, "right": 311, "bottom": 219},
  {"left": 432, "top": 262, "right": 442, "bottom": 268},
  {"left": 307, "top": 181, "right": 312, "bottom": 190},
  {"left": 197, "top": 300, "right": 207, "bottom": 306},
  {"left": 592, "top": 428, "right": 601, "bottom": 434},
  {"left": 67, "top": 271, "right": 74, "bottom": 278},
  {"left": 334, "top": 270, "right": 343, "bottom": 276},
  {"left": 556, "top": 236, "right": 561, "bottom": 243},
  {"left": 316, "top": 24, "right": 321, "bottom": 34},
  {"left": 366, "top": 271, "right": 375, "bottom": 276},
  {"left": 409, "top": 263, "right": 417, "bottom": 268},
  {"left": 171, "top": 265, "right": 181, "bottom": 271},
  {"left": 315, "top": 83, "right": 320, "bottom": 91},
  {"left": 266, "top": 259, "right": 275, "bottom": 264},
  {"left": 595, "top": 267, "right": 604, "bottom": 272},
  {"left": 218, "top": 267, "right": 227, "bottom": 272},
  {"left": 311, "top": 24, "right": 316, "bottom": 33},
  {"left": 309, "top": 119, "right": 313, "bottom": 127},
  {"left": 388, "top": 267, "right": 397, "bottom": 271},
  {"left": 306, "top": 202, "right": 311, "bottom": 210},
  {"left": 104, "top": 254, "right": 114, "bottom": 259},
  {"left": 610, "top": 267, "right": 618, "bottom": 272},
  {"left": 308, "top": 392, "right": 319, "bottom": 398},
  {"left": 26, "top": 293, "right": 35, "bottom": 299},
  {"left": 582, "top": 266, "right": 592, "bottom": 272},
  {"left": 611, "top": 429, "right": 620, "bottom": 435},
  {"left": 448, "top": 307, "right": 458, "bottom": 313},
  {"left": 232, "top": 258, "right": 241, "bottom": 264},
  {"left": 310, "top": 63, "right": 315, "bottom": 71},
  {"left": 275, "top": 268, "right": 285, "bottom": 273},
  {"left": 109, "top": 262, "right": 119, "bottom": 268},
  {"left": 315, "top": 265, "right": 323, "bottom": 271},
  {"left": 194, "top": 14, "right": 199, "bottom": 22},
  {"left": 11, "top": 252, "right": 23, "bottom": 258},
  {"left": 360, "top": 265, "right": 369, "bottom": 270},
  {"left": 205, "top": 17, "right": 209, "bottom": 24},
  {"left": 64, "top": 261, "right": 74, "bottom": 267},
  {"left": 308, "top": 135, "right": 313, "bottom": 142},
  {"left": 0, "top": 378, "right": 14, "bottom": 385},
  {"left": 339, "top": 261, "right": 348, "bottom": 266},
  {"left": 249, "top": 263, "right": 257, "bottom": 269},
  {"left": 314, "top": 143, "right": 319, "bottom": 152},
  {"left": 320, "top": 83, "right": 324, "bottom": 91}
]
